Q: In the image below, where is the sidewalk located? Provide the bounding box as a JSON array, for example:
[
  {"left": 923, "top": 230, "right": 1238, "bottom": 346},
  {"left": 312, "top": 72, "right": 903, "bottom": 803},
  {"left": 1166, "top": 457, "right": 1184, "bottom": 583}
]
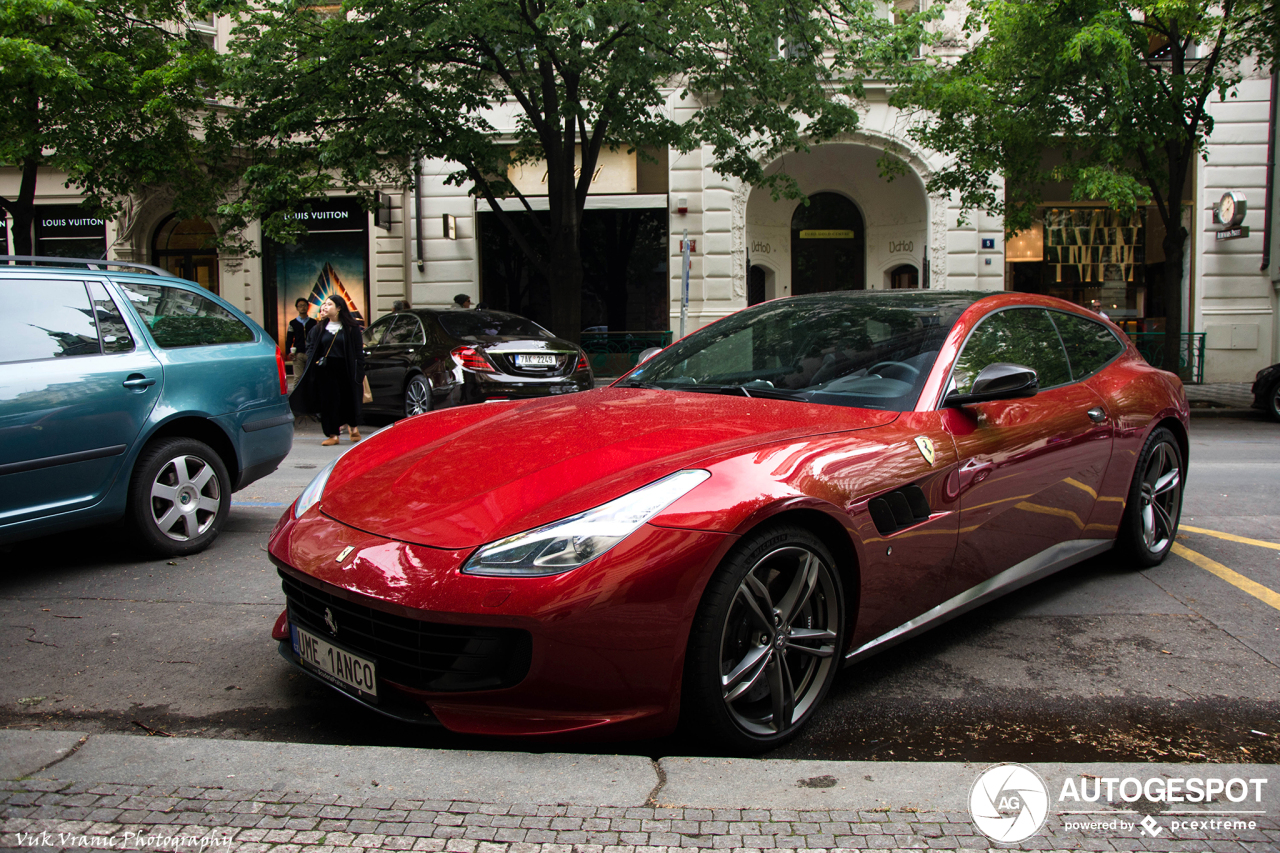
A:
[{"left": 3, "top": 731, "right": 1276, "bottom": 852}]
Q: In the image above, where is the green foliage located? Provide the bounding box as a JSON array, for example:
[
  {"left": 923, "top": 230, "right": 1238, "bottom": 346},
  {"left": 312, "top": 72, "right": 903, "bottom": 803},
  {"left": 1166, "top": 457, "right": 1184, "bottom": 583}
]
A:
[
  {"left": 215, "top": 0, "right": 930, "bottom": 270},
  {"left": 0, "top": 0, "right": 229, "bottom": 252},
  {"left": 890, "top": 0, "right": 1271, "bottom": 234}
]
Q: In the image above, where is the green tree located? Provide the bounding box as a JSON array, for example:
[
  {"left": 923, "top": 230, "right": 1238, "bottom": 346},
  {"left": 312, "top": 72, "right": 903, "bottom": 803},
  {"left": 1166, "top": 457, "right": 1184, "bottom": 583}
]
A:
[
  {"left": 217, "top": 0, "right": 928, "bottom": 340},
  {"left": 0, "top": 0, "right": 227, "bottom": 256},
  {"left": 890, "top": 0, "right": 1275, "bottom": 373}
]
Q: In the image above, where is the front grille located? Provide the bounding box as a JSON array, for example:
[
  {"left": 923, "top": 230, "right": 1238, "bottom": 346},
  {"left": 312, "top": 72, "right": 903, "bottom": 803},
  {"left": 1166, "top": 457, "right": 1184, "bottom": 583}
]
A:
[
  {"left": 489, "top": 351, "right": 575, "bottom": 377},
  {"left": 281, "top": 572, "right": 532, "bottom": 692}
]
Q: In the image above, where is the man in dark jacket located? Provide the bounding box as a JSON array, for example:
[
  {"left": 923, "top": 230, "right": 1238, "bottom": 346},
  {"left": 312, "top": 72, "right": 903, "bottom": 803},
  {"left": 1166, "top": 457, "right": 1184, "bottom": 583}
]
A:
[{"left": 285, "top": 298, "right": 316, "bottom": 380}]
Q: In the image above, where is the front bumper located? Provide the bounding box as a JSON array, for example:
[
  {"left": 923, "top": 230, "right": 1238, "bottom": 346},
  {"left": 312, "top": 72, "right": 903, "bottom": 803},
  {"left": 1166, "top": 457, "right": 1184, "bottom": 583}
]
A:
[{"left": 268, "top": 508, "right": 733, "bottom": 738}]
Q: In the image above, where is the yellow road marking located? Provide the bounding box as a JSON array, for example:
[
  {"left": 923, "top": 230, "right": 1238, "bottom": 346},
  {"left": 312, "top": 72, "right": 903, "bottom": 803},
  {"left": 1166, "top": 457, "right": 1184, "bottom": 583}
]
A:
[
  {"left": 1171, "top": 543, "right": 1280, "bottom": 613},
  {"left": 1181, "top": 524, "right": 1280, "bottom": 552}
]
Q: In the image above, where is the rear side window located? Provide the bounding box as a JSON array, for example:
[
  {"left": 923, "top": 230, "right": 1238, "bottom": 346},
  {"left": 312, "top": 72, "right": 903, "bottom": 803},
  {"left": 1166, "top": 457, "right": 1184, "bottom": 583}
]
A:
[
  {"left": 116, "top": 282, "right": 254, "bottom": 348},
  {"left": 952, "top": 307, "right": 1073, "bottom": 393},
  {"left": 1050, "top": 311, "right": 1125, "bottom": 380},
  {"left": 385, "top": 314, "right": 426, "bottom": 345},
  {"left": 2, "top": 279, "right": 100, "bottom": 363},
  {"left": 88, "top": 281, "right": 135, "bottom": 354}
]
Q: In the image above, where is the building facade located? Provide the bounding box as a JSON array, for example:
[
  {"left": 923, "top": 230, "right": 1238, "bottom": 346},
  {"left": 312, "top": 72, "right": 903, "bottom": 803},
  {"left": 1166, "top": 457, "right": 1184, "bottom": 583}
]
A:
[{"left": 5, "top": 16, "right": 1278, "bottom": 383}]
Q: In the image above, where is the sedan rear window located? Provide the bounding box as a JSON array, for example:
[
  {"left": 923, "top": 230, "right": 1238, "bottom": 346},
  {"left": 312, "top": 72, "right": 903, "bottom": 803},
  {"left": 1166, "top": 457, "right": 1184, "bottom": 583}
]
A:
[
  {"left": 116, "top": 282, "right": 254, "bottom": 348},
  {"left": 439, "top": 310, "right": 552, "bottom": 340}
]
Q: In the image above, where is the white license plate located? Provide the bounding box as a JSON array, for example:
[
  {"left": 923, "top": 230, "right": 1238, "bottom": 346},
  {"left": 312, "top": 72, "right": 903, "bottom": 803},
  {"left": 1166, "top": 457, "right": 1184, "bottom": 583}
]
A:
[
  {"left": 515, "top": 354, "right": 557, "bottom": 366},
  {"left": 291, "top": 623, "right": 378, "bottom": 700}
]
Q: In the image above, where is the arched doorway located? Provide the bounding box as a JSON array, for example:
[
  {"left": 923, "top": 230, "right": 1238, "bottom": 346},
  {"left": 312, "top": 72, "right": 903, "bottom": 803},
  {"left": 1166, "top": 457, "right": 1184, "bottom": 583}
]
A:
[
  {"left": 153, "top": 216, "right": 220, "bottom": 293},
  {"left": 888, "top": 264, "right": 919, "bottom": 289},
  {"left": 790, "top": 193, "right": 865, "bottom": 294}
]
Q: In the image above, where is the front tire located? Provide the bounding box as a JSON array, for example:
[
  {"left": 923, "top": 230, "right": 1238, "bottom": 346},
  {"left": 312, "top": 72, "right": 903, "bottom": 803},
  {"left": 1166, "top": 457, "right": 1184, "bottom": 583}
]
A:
[
  {"left": 128, "top": 437, "right": 231, "bottom": 557},
  {"left": 1117, "top": 426, "right": 1184, "bottom": 567},
  {"left": 404, "top": 375, "right": 433, "bottom": 418},
  {"left": 683, "top": 523, "right": 844, "bottom": 753}
]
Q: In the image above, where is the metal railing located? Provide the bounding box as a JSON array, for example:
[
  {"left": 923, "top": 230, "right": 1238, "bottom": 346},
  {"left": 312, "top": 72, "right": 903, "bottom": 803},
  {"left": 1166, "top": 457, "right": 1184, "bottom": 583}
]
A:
[
  {"left": 580, "top": 330, "right": 673, "bottom": 377},
  {"left": 1128, "top": 332, "right": 1205, "bottom": 384}
]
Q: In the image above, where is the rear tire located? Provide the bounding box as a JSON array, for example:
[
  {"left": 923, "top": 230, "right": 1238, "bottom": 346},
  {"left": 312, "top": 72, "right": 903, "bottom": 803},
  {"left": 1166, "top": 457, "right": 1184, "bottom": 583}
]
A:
[
  {"left": 1116, "top": 426, "right": 1183, "bottom": 567},
  {"left": 128, "top": 437, "right": 231, "bottom": 557},
  {"left": 404, "top": 375, "right": 433, "bottom": 418},
  {"left": 683, "top": 523, "right": 844, "bottom": 753},
  {"left": 1264, "top": 378, "right": 1280, "bottom": 423}
]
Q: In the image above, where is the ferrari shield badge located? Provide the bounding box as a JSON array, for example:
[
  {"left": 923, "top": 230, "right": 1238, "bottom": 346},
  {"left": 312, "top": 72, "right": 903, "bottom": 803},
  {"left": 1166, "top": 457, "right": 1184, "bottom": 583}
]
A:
[
  {"left": 335, "top": 545, "right": 355, "bottom": 563},
  {"left": 914, "top": 436, "right": 935, "bottom": 466}
]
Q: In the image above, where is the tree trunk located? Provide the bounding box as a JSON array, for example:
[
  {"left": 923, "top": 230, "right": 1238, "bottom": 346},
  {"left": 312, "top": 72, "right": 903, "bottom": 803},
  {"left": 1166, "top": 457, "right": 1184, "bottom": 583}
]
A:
[
  {"left": 546, "top": 221, "right": 584, "bottom": 344},
  {"left": 1160, "top": 225, "right": 1187, "bottom": 377},
  {"left": 8, "top": 158, "right": 40, "bottom": 256}
]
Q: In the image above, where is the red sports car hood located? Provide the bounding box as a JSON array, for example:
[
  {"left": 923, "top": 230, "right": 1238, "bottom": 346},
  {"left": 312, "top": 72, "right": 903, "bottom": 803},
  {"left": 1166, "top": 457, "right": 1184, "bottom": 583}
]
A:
[{"left": 320, "top": 387, "right": 896, "bottom": 548}]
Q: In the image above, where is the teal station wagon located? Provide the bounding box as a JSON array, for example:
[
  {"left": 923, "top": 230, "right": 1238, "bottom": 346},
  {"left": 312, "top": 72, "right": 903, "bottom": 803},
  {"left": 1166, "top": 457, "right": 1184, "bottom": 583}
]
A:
[{"left": 1, "top": 258, "right": 293, "bottom": 555}]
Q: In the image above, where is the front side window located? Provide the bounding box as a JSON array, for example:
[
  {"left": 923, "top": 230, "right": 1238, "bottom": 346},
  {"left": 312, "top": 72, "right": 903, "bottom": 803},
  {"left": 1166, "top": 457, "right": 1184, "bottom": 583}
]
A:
[
  {"left": 2, "top": 279, "right": 100, "bottom": 363},
  {"left": 951, "top": 308, "right": 1072, "bottom": 394},
  {"left": 1049, "top": 311, "right": 1125, "bottom": 380},
  {"left": 115, "top": 282, "right": 253, "bottom": 348},
  {"left": 623, "top": 292, "right": 981, "bottom": 411},
  {"left": 363, "top": 315, "right": 394, "bottom": 347}
]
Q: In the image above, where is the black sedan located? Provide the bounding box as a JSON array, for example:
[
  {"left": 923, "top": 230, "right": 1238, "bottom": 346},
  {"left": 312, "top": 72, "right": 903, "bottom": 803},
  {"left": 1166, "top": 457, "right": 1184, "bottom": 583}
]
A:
[
  {"left": 1253, "top": 361, "right": 1280, "bottom": 421},
  {"left": 360, "top": 308, "right": 594, "bottom": 419}
]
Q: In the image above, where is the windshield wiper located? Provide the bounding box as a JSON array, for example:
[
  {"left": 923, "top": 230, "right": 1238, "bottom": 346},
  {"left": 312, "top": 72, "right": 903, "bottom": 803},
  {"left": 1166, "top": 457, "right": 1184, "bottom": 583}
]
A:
[{"left": 677, "top": 384, "right": 803, "bottom": 402}]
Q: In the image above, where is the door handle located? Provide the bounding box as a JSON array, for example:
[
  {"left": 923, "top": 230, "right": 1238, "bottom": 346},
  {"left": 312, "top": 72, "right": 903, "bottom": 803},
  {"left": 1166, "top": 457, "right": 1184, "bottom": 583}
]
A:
[
  {"left": 1086, "top": 407, "right": 1107, "bottom": 423},
  {"left": 122, "top": 375, "right": 157, "bottom": 390}
]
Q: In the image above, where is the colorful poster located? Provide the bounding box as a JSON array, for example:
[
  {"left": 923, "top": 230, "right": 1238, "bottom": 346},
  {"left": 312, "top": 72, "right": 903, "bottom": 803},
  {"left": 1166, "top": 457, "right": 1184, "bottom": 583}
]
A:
[{"left": 266, "top": 197, "right": 368, "bottom": 346}]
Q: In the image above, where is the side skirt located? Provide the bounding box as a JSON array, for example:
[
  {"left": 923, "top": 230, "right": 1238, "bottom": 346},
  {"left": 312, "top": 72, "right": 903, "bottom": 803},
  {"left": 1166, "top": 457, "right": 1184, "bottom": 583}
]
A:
[{"left": 843, "top": 538, "right": 1114, "bottom": 666}]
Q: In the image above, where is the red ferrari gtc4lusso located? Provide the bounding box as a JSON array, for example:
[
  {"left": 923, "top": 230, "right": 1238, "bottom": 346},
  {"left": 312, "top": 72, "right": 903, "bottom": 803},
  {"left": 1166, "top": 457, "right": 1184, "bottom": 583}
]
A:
[{"left": 268, "top": 290, "right": 1188, "bottom": 751}]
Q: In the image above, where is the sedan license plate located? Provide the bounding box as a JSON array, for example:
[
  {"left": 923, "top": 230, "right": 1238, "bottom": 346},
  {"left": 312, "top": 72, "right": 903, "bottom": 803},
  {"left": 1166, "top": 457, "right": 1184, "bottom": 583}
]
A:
[
  {"left": 291, "top": 623, "right": 378, "bottom": 700},
  {"left": 515, "top": 353, "right": 557, "bottom": 366}
]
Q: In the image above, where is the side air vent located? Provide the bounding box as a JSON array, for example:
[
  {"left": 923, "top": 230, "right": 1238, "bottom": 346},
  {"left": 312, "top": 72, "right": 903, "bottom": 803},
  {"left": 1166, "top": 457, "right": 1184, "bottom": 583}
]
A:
[{"left": 868, "top": 484, "right": 932, "bottom": 535}]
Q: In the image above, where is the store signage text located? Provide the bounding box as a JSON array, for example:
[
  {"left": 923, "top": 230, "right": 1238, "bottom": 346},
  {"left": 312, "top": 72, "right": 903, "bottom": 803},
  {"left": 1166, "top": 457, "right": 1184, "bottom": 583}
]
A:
[
  {"left": 41, "top": 218, "right": 105, "bottom": 228},
  {"left": 888, "top": 240, "right": 914, "bottom": 253},
  {"left": 751, "top": 241, "right": 772, "bottom": 255}
]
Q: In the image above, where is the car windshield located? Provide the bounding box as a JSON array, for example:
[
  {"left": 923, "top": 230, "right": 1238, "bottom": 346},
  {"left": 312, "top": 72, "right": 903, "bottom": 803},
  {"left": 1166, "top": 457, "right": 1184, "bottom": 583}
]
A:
[
  {"left": 621, "top": 292, "right": 984, "bottom": 411},
  {"left": 438, "top": 310, "right": 552, "bottom": 340}
]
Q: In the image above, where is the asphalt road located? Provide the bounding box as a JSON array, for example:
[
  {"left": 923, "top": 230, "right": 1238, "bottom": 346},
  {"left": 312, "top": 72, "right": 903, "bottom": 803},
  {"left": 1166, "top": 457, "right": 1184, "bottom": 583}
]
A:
[{"left": 2, "top": 414, "right": 1277, "bottom": 763}]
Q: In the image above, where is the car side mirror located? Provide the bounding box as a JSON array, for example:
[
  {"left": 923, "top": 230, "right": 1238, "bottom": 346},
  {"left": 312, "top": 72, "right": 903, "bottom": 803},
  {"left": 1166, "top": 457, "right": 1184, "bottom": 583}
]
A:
[
  {"left": 945, "top": 363, "right": 1039, "bottom": 406},
  {"left": 637, "top": 347, "right": 663, "bottom": 364}
]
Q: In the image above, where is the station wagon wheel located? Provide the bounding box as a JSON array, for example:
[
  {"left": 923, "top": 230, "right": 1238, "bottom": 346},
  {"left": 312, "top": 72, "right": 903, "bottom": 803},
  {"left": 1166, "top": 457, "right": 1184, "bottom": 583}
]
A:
[
  {"left": 685, "top": 523, "right": 844, "bottom": 752},
  {"left": 1118, "top": 426, "right": 1183, "bottom": 567},
  {"left": 404, "top": 375, "right": 433, "bottom": 417},
  {"left": 128, "top": 437, "right": 231, "bottom": 557}
]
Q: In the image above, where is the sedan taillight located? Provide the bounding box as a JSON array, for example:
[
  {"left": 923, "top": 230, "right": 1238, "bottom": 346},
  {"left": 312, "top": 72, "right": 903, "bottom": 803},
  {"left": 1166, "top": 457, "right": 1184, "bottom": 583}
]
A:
[
  {"left": 275, "top": 347, "right": 288, "bottom": 395},
  {"left": 452, "top": 345, "right": 495, "bottom": 372}
]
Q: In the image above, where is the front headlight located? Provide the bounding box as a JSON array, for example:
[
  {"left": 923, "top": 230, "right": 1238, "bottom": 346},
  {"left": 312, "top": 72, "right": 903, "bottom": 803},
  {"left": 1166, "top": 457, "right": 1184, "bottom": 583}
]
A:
[
  {"left": 461, "top": 469, "right": 711, "bottom": 577},
  {"left": 294, "top": 455, "right": 342, "bottom": 518}
]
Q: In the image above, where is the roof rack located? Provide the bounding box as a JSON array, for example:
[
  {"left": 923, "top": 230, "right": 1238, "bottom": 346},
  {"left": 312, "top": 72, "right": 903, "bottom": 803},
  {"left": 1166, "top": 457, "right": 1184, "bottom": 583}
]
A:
[{"left": 0, "top": 256, "right": 177, "bottom": 277}]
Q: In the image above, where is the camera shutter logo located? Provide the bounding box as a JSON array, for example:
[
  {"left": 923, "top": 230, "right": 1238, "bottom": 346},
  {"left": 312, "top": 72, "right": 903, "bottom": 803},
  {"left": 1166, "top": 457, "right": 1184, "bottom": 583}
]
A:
[{"left": 969, "top": 763, "right": 1050, "bottom": 843}]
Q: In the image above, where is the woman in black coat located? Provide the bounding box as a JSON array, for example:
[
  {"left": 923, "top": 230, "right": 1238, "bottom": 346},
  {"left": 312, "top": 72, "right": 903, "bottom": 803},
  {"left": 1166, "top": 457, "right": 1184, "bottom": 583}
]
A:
[{"left": 296, "top": 295, "right": 366, "bottom": 446}]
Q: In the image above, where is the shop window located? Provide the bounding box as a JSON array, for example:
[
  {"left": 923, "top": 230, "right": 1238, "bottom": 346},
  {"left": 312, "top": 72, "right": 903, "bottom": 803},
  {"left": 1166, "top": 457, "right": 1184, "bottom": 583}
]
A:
[
  {"left": 1007, "top": 207, "right": 1160, "bottom": 334},
  {"left": 34, "top": 205, "right": 107, "bottom": 259},
  {"left": 153, "top": 216, "right": 220, "bottom": 294}
]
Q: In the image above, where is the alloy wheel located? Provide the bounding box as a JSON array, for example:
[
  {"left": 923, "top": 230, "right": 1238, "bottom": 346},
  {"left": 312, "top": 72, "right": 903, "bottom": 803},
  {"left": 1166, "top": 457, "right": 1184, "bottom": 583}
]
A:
[
  {"left": 718, "top": 545, "right": 839, "bottom": 737},
  {"left": 405, "top": 376, "right": 432, "bottom": 416},
  {"left": 1139, "top": 438, "right": 1182, "bottom": 555},
  {"left": 150, "top": 454, "right": 221, "bottom": 542}
]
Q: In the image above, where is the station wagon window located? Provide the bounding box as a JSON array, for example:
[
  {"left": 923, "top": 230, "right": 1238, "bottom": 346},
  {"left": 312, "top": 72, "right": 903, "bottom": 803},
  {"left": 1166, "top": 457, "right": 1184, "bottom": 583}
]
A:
[
  {"left": 87, "top": 281, "right": 135, "bottom": 354},
  {"left": 952, "top": 308, "right": 1072, "bottom": 394},
  {"left": 3, "top": 279, "right": 101, "bottom": 363},
  {"left": 384, "top": 314, "right": 426, "bottom": 345},
  {"left": 1049, "top": 310, "right": 1125, "bottom": 380},
  {"left": 115, "top": 282, "right": 254, "bottom": 348}
]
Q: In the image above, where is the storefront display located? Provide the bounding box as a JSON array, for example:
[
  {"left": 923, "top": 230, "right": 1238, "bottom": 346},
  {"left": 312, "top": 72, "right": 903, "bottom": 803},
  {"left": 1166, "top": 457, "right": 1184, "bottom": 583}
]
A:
[
  {"left": 34, "top": 205, "right": 107, "bottom": 259},
  {"left": 263, "top": 197, "right": 369, "bottom": 346}
]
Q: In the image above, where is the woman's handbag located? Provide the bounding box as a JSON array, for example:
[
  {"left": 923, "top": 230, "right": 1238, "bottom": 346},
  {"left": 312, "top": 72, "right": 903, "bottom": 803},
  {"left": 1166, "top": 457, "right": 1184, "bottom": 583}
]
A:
[{"left": 362, "top": 376, "right": 373, "bottom": 404}]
